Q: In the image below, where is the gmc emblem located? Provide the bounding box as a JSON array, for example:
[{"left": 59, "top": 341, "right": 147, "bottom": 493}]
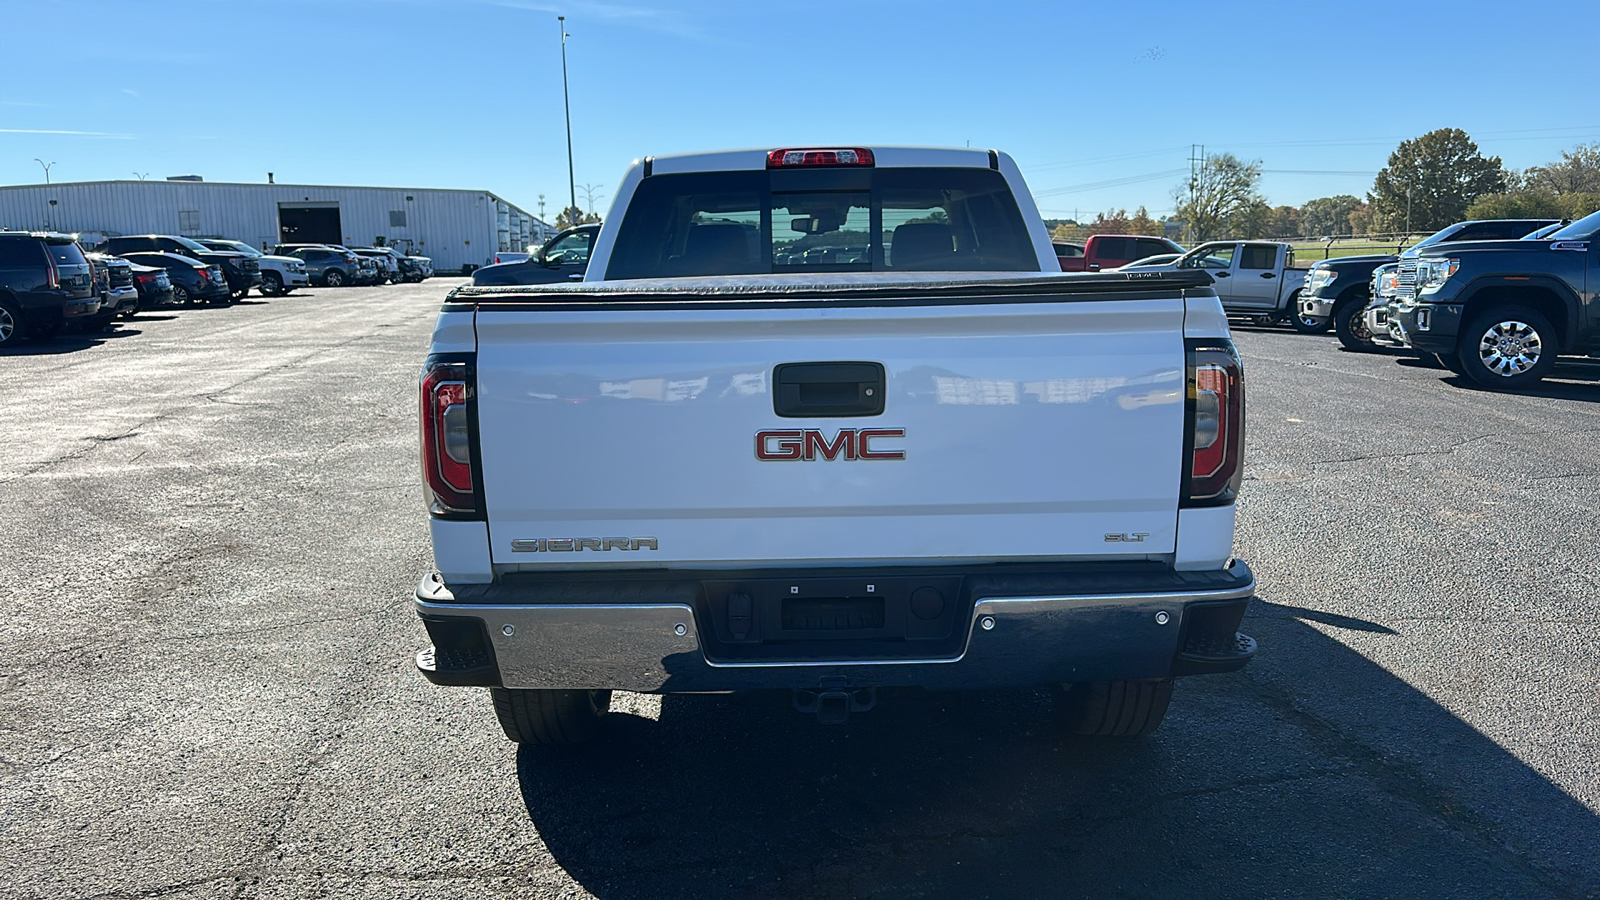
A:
[{"left": 756, "top": 428, "right": 906, "bottom": 461}]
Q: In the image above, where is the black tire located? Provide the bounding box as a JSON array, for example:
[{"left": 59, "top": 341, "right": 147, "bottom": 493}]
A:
[
  {"left": 1288, "top": 292, "right": 1330, "bottom": 334},
  {"left": 259, "top": 273, "right": 283, "bottom": 297},
  {"left": 1334, "top": 300, "right": 1377, "bottom": 351},
  {"left": 0, "top": 297, "right": 21, "bottom": 347},
  {"left": 1459, "top": 304, "right": 1558, "bottom": 390},
  {"left": 491, "top": 688, "right": 612, "bottom": 745},
  {"left": 324, "top": 269, "right": 346, "bottom": 288},
  {"left": 170, "top": 284, "right": 191, "bottom": 307},
  {"left": 1435, "top": 352, "right": 1468, "bottom": 376},
  {"left": 1053, "top": 679, "right": 1174, "bottom": 737}
]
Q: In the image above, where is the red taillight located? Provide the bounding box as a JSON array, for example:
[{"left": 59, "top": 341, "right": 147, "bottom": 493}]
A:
[
  {"left": 1184, "top": 341, "right": 1244, "bottom": 506},
  {"left": 766, "top": 148, "right": 875, "bottom": 168},
  {"left": 45, "top": 247, "right": 60, "bottom": 289},
  {"left": 420, "top": 357, "right": 479, "bottom": 517}
]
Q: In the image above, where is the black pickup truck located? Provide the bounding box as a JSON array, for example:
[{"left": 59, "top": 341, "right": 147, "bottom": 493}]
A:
[
  {"left": 1387, "top": 208, "right": 1600, "bottom": 388},
  {"left": 1299, "top": 219, "right": 1559, "bottom": 351}
]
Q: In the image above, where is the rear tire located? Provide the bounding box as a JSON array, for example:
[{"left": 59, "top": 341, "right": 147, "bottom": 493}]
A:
[
  {"left": 170, "top": 285, "right": 191, "bottom": 307},
  {"left": 0, "top": 298, "right": 22, "bottom": 347},
  {"left": 1053, "top": 679, "right": 1173, "bottom": 737},
  {"left": 324, "top": 269, "right": 346, "bottom": 288},
  {"left": 491, "top": 688, "right": 612, "bottom": 745},
  {"left": 1334, "top": 300, "right": 1377, "bottom": 351}
]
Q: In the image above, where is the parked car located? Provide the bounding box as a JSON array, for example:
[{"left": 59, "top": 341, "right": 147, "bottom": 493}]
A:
[
  {"left": 128, "top": 261, "right": 175, "bottom": 309},
  {"left": 117, "top": 252, "right": 231, "bottom": 306},
  {"left": 1058, "top": 234, "right": 1183, "bottom": 272},
  {"left": 416, "top": 145, "right": 1256, "bottom": 744},
  {"left": 1051, "top": 241, "right": 1085, "bottom": 267},
  {"left": 274, "top": 245, "right": 361, "bottom": 287},
  {"left": 197, "top": 239, "right": 309, "bottom": 297},
  {"left": 0, "top": 230, "right": 98, "bottom": 346},
  {"left": 98, "top": 234, "right": 261, "bottom": 301},
  {"left": 1386, "top": 208, "right": 1600, "bottom": 388},
  {"left": 1298, "top": 218, "right": 1562, "bottom": 350},
  {"left": 82, "top": 252, "right": 139, "bottom": 332},
  {"left": 352, "top": 248, "right": 402, "bottom": 283},
  {"left": 1154, "top": 241, "right": 1312, "bottom": 330},
  {"left": 472, "top": 224, "right": 600, "bottom": 286}
]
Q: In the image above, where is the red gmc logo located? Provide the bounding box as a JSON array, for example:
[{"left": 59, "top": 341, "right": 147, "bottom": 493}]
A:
[{"left": 755, "top": 428, "right": 906, "bottom": 461}]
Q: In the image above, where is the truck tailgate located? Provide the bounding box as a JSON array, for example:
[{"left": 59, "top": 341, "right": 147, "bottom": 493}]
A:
[{"left": 473, "top": 293, "right": 1187, "bottom": 568}]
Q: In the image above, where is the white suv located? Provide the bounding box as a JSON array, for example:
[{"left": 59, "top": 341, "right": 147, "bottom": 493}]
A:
[{"left": 198, "top": 240, "right": 309, "bottom": 297}]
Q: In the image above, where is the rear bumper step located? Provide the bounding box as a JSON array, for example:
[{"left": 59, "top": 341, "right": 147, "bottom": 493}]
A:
[{"left": 413, "top": 562, "right": 1257, "bottom": 691}]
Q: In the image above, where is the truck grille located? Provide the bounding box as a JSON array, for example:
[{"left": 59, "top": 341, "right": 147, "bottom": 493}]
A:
[
  {"left": 108, "top": 264, "right": 133, "bottom": 288},
  {"left": 241, "top": 259, "right": 259, "bottom": 274},
  {"left": 1395, "top": 260, "right": 1418, "bottom": 302}
]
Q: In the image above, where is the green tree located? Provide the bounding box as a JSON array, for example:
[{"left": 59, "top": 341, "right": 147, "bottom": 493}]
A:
[
  {"left": 1173, "top": 153, "right": 1264, "bottom": 241},
  {"left": 555, "top": 205, "right": 601, "bottom": 229},
  {"left": 1346, "top": 202, "right": 1374, "bottom": 236},
  {"left": 1228, "top": 199, "right": 1272, "bottom": 238},
  {"left": 1467, "top": 190, "right": 1600, "bottom": 221},
  {"left": 1522, "top": 143, "right": 1600, "bottom": 195},
  {"left": 1369, "top": 129, "right": 1506, "bottom": 233},
  {"left": 1299, "top": 195, "right": 1363, "bottom": 237}
]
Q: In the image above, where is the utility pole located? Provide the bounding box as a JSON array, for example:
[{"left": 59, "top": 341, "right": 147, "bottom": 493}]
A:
[
  {"left": 35, "top": 159, "right": 55, "bottom": 185},
  {"left": 578, "top": 183, "right": 605, "bottom": 220},
  {"left": 1405, "top": 182, "right": 1412, "bottom": 236},
  {"left": 1187, "top": 144, "right": 1205, "bottom": 242},
  {"left": 559, "top": 16, "right": 577, "bottom": 228}
]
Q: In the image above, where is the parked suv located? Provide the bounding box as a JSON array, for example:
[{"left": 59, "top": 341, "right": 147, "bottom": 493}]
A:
[
  {"left": 98, "top": 234, "right": 261, "bottom": 301},
  {"left": 197, "top": 239, "right": 308, "bottom": 297},
  {"left": 83, "top": 252, "right": 139, "bottom": 331},
  {"left": 352, "top": 248, "right": 401, "bottom": 283},
  {"left": 0, "top": 231, "right": 98, "bottom": 346},
  {"left": 276, "top": 246, "right": 359, "bottom": 287}
]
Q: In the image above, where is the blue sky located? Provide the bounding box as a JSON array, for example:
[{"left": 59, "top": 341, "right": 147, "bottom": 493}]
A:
[{"left": 2, "top": 0, "right": 1596, "bottom": 224}]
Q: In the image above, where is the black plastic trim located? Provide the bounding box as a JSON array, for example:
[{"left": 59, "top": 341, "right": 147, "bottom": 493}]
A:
[
  {"left": 988, "top": 149, "right": 1000, "bottom": 170},
  {"left": 642, "top": 156, "right": 653, "bottom": 179}
]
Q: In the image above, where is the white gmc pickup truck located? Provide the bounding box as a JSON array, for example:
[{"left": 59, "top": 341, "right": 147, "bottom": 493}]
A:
[{"left": 414, "top": 146, "right": 1256, "bottom": 743}]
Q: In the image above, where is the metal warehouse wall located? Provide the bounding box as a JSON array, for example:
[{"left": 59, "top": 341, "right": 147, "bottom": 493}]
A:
[{"left": 0, "top": 181, "right": 547, "bottom": 272}]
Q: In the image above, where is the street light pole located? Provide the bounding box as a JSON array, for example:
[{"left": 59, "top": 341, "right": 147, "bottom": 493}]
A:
[
  {"left": 559, "top": 16, "right": 577, "bottom": 226},
  {"left": 35, "top": 159, "right": 55, "bottom": 185}
]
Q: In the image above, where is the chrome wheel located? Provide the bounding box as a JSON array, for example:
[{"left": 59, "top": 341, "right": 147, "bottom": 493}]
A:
[
  {"left": 1476, "top": 319, "right": 1543, "bottom": 377},
  {"left": 0, "top": 304, "right": 16, "bottom": 345}
]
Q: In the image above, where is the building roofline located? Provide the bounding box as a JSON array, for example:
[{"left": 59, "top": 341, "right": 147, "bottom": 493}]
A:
[{"left": 0, "top": 180, "right": 543, "bottom": 219}]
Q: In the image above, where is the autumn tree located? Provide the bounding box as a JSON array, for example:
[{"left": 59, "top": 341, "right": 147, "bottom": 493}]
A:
[
  {"left": 1369, "top": 129, "right": 1506, "bottom": 233},
  {"left": 555, "top": 206, "right": 601, "bottom": 229},
  {"left": 1173, "top": 153, "right": 1264, "bottom": 241}
]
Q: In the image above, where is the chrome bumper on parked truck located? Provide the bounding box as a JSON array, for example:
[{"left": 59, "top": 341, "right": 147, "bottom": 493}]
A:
[{"left": 413, "top": 563, "right": 1257, "bottom": 692}]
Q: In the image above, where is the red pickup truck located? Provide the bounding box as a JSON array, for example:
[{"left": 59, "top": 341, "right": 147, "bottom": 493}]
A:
[{"left": 1057, "top": 234, "right": 1183, "bottom": 272}]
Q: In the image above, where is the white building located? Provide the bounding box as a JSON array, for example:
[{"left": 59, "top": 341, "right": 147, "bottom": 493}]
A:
[{"left": 0, "top": 178, "right": 554, "bottom": 273}]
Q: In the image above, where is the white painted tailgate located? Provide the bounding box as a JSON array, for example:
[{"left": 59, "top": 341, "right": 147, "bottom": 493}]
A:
[{"left": 475, "top": 299, "right": 1185, "bottom": 567}]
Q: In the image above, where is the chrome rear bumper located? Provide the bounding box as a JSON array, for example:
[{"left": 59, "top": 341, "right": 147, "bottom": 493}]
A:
[{"left": 414, "top": 564, "right": 1257, "bottom": 692}]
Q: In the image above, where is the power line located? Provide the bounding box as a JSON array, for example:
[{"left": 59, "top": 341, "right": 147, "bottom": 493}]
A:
[{"left": 1033, "top": 168, "right": 1188, "bottom": 197}]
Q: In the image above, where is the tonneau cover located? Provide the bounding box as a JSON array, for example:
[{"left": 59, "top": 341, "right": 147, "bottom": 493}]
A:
[{"left": 450, "top": 270, "right": 1216, "bottom": 309}]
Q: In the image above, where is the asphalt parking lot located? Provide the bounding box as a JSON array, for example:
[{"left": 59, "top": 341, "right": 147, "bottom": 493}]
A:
[{"left": 2, "top": 283, "right": 1597, "bottom": 900}]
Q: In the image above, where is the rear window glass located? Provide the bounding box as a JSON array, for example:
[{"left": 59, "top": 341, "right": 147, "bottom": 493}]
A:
[
  {"left": 1091, "top": 238, "right": 1136, "bottom": 260},
  {"left": 0, "top": 238, "right": 45, "bottom": 268},
  {"left": 45, "top": 240, "right": 88, "bottom": 267},
  {"left": 605, "top": 167, "right": 1036, "bottom": 280},
  {"left": 1138, "top": 238, "right": 1174, "bottom": 258}
]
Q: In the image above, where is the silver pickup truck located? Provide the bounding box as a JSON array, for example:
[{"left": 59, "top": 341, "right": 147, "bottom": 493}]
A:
[{"left": 413, "top": 146, "right": 1258, "bottom": 744}]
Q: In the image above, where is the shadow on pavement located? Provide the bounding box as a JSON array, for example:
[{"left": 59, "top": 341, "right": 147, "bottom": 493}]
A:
[
  {"left": 516, "top": 606, "right": 1598, "bottom": 899},
  {"left": 0, "top": 327, "right": 141, "bottom": 356}
]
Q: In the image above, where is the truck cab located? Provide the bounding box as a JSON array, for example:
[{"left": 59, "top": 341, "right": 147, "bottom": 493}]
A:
[
  {"left": 1059, "top": 234, "right": 1184, "bottom": 273},
  {"left": 1171, "top": 241, "right": 1312, "bottom": 329}
]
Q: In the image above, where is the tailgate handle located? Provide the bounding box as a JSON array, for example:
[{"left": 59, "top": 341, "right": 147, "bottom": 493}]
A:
[{"left": 773, "top": 362, "right": 886, "bottom": 418}]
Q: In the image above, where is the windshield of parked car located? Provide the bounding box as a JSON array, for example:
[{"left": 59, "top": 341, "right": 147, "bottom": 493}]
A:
[
  {"left": 226, "top": 241, "right": 263, "bottom": 256},
  {"left": 605, "top": 167, "right": 1036, "bottom": 279},
  {"left": 1546, "top": 209, "right": 1600, "bottom": 240}
]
